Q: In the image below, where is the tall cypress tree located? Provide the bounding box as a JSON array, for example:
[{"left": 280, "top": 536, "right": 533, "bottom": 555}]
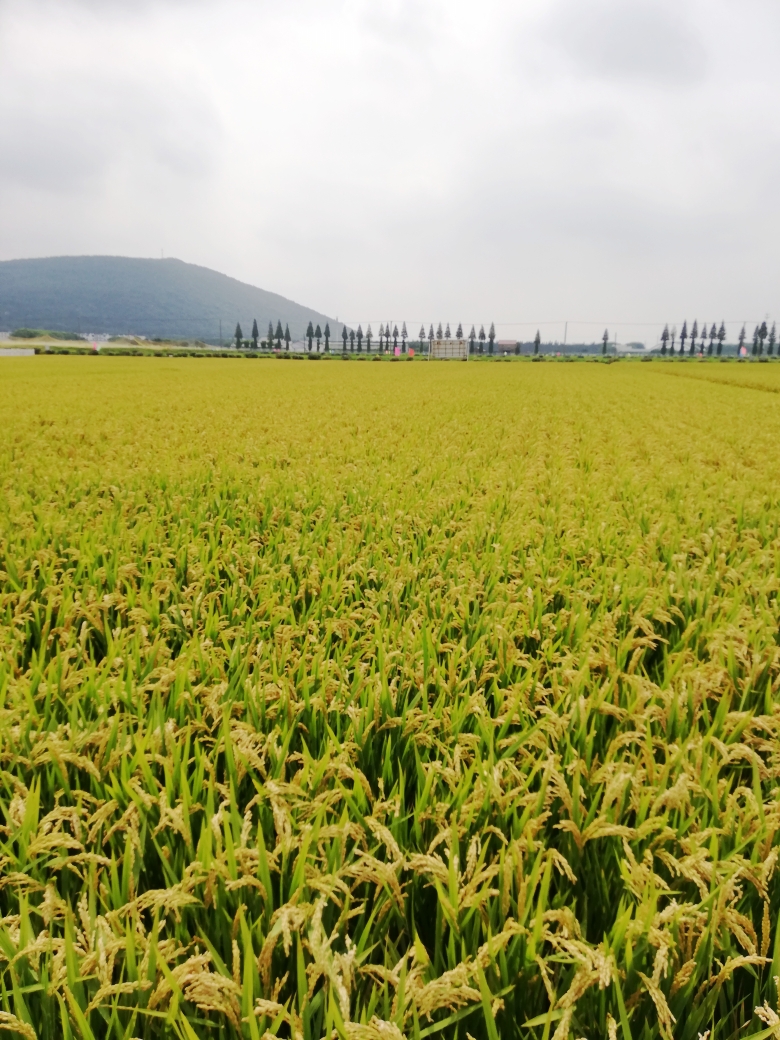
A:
[
  {"left": 357, "top": 325, "right": 363, "bottom": 352},
  {"left": 488, "top": 322, "right": 495, "bottom": 354},
  {"left": 479, "top": 325, "right": 486, "bottom": 354},
  {"left": 602, "top": 329, "right": 608, "bottom": 355},
  {"left": 661, "top": 325, "right": 669, "bottom": 355},
  {"left": 759, "top": 321, "right": 768, "bottom": 355},
  {"left": 717, "top": 322, "right": 726, "bottom": 355},
  {"left": 284, "top": 324, "right": 291, "bottom": 351},
  {"left": 769, "top": 323, "right": 776, "bottom": 356},
  {"left": 306, "top": 321, "right": 314, "bottom": 352},
  {"left": 680, "top": 321, "right": 688, "bottom": 355},
  {"left": 342, "top": 326, "right": 348, "bottom": 352},
  {"left": 469, "top": 326, "right": 476, "bottom": 354},
  {"left": 251, "top": 319, "right": 259, "bottom": 349},
  {"left": 689, "top": 320, "right": 697, "bottom": 355},
  {"left": 275, "top": 320, "right": 283, "bottom": 349},
  {"left": 738, "top": 325, "right": 746, "bottom": 354},
  {"left": 324, "top": 324, "right": 330, "bottom": 352},
  {"left": 456, "top": 323, "right": 463, "bottom": 339},
  {"left": 235, "top": 323, "right": 243, "bottom": 349},
  {"left": 366, "top": 324, "right": 372, "bottom": 352},
  {"left": 534, "top": 330, "right": 541, "bottom": 355},
  {"left": 315, "top": 324, "right": 322, "bottom": 352}
]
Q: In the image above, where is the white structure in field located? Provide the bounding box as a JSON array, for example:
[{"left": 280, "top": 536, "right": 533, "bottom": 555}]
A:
[{"left": 430, "top": 338, "right": 469, "bottom": 359}]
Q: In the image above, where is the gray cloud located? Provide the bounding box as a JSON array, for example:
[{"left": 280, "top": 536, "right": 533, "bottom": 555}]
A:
[
  {"left": 0, "top": 0, "right": 779, "bottom": 345},
  {"left": 545, "top": 0, "right": 707, "bottom": 85},
  {"left": 0, "top": 77, "right": 220, "bottom": 193}
]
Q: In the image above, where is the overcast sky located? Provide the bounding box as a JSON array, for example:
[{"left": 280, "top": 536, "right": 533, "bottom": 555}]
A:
[{"left": 1, "top": 0, "right": 779, "bottom": 345}]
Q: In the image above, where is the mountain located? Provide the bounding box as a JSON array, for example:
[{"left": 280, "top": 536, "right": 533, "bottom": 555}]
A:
[{"left": 0, "top": 256, "right": 341, "bottom": 343}]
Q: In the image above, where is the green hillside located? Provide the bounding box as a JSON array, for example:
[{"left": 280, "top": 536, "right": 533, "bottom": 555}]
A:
[{"left": 0, "top": 256, "right": 340, "bottom": 343}]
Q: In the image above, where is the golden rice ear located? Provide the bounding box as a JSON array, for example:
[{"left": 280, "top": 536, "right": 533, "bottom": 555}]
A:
[
  {"left": 637, "top": 971, "right": 676, "bottom": 1040},
  {"left": 754, "top": 999, "right": 780, "bottom": 1030},
  {"left": 0, "top": 1013, "right": 37, "bottom": 1040}
]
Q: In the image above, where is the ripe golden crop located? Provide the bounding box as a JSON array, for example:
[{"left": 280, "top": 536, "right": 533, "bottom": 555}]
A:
[{"left": 1, "top": 356, "right": 780, "bottom": 1040}]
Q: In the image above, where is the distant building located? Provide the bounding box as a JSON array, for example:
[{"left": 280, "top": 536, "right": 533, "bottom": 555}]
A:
[{"left": 430, "top": 338, "right": 468, "bottom": 359}]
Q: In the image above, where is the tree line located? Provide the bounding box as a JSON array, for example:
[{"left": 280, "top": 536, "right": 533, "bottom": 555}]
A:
[
  {"left": 230, "top": 320, "right": 500, "bottom": 353},
  {"left": 659, "top": 321, "right": 777, "bottom": 356},
  {"left": 232, "top": 320, "right": 292, "bottom": 350},
  {"left": 404, "top": 323, "right": 499, "bottom": 355},
  {"left": 229, "top": 319, "right": 779, "bottom": 357}
]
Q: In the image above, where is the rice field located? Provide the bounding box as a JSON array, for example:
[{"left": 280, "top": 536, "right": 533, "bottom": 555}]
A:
[{"left": 2, "top": 356, "right": 780, "bottom": 1040}]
